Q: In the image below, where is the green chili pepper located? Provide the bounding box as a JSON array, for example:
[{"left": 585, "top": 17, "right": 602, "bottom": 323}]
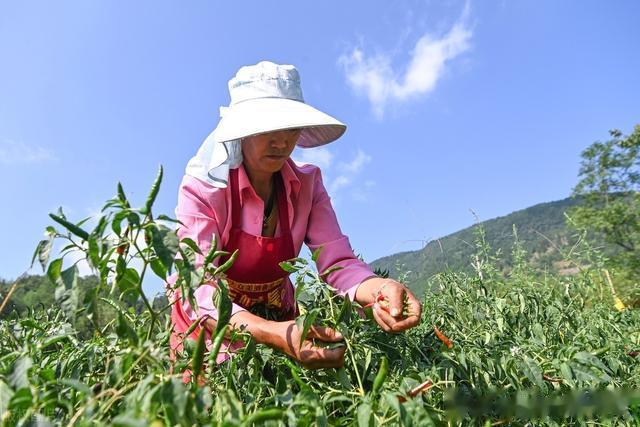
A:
[
  {"left": 203, "top": 234, "right": 220, "bottom": 267},
  {"left": 208, "top": 324, "right": 228, "bottom": 364},
  {"left": 214, "top": 249, "right": 239, "bottom": 275},
  {"left": 371, "top": 356, "right": 388, "bottom": 395},
  {"left": 283, "top": 358, "right": 310, "bottom": 391},
  {"left": 591, "top": 345, "right": 610, "bottom": 356},
  {"left": 182, "top": 316, "right": 206, "bottom": 340},
  {"left": 191, "top": 326, "right": 207, "bottom": 382},
  {"left": 242, "top": 408, "right": 284, "bottom": 426},
  {"left": 140, "top": 165, "right": 163, "bottom": 215},
  {"left": 39, "top": 335, "right": 71, "bottom": 350}
]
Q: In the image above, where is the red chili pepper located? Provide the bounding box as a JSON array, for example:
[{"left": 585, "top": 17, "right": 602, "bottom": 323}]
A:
[
  {"left": 364, "top": 293, "right": 389, "bottom": 312},
  {"left": 434, "top": 325, "right": 453, "bottom": 349},
  {"left": 398, "top": 380, "right": 433, "bottom": 403},
  {"left": 629, "top": 351, "right": 639, "bottom": 358},
  {"left": 543, "top": 374, "right": 562, "bottom": 383}
]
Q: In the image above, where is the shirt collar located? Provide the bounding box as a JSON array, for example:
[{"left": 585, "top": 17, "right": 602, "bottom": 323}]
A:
[{"left": 236, "top": 158, "right": 301, "bottom": 203}]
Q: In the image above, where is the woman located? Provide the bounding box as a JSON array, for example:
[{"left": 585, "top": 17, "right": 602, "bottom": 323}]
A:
[{"left": 167, "top": 61, "right": 421, "bottom": 382}]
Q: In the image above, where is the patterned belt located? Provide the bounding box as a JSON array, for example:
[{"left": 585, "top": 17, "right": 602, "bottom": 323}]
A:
[{"left": 226, "top": 277, "right": 285, "bottom": 309}]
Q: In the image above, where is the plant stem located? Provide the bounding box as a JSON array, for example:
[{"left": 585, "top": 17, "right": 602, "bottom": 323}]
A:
[{"left": 344, "top": 332, "right": 364, "bottom": 396}]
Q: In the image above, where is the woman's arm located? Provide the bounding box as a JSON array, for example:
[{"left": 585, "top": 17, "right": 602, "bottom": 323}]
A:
[
  {"left": 203, "top": 311, "right": 346, "bottom": 369},
  {"left": 304, "top": 168, "right": 422, "bottom": 332}
]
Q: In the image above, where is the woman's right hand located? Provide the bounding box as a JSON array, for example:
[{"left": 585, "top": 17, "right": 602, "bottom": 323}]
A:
[{"left": 271, "top": 321, "right": 346, "bottom": 369}]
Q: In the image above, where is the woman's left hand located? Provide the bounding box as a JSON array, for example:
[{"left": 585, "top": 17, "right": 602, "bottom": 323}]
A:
[{"left": 356, "top": 277, "right": 422, "bottom": 333}]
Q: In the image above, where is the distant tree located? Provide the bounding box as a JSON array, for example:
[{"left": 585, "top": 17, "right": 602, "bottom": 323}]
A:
[
  {"left": 570, "top": 125, "right": 640, "bottom": 278},
  {"left": 0, "top": 274, "right": 120, "bottom": 339}
]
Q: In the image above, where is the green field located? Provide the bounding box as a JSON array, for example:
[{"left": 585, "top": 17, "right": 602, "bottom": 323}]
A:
[
  {"left": 1, "top": 152, "right": 639, "bottom": 425},
  {"left": 1, "top": 175, "right": 639, "bottom": 426}
]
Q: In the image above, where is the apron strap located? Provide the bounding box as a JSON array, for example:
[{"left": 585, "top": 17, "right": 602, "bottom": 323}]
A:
[
  {"left": 274, "top": 172, "right": 295, "bottom": 257},
  {"left": 229, "top": 168, "right": 242, "bottom": 227},
  {"left": 229, "top": 166, "right": 295, "bottom": 257}
]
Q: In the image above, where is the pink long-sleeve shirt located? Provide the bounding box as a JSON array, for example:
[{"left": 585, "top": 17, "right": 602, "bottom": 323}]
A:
[{"left": 166, "top": 158, "right": 376, "bottom": 323}]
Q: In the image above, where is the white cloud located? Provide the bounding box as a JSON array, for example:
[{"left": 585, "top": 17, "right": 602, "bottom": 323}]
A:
[
  {"left": 292, "top": 146, "right": 334, "bottom": 169},
  {"left": 0, "top": 139, "right": 57, "bottom": 164},
  {"left": 339, "top": 149, "right": 371, "bottom": 174},
  {"left": 339, "top": 2, "right": 472, "bottom": 118},
  {"left": 328, "top": 149, "right": 372, "bottom": 196},
  {"left": 293, "top": 146, "right": 373, "bottom": 202},
  {"left": 329, "top": 175, "right": 351, "bottom": 194}
]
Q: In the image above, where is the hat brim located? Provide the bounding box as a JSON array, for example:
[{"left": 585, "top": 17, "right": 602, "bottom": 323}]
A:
[{"left": 211, "top": 98, "right": 346, "bottom": 148}]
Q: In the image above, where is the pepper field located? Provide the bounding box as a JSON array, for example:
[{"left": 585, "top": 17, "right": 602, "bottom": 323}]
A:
[{"left": 1, "top": 168, "right": 639, "bottom": 426}]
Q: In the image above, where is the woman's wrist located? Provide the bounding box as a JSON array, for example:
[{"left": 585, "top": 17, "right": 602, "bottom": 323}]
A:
[
  {"left": 204, "top": 311, "right": 283, "bottom": 349},
  {"left": 355, "top": 276, "right": 389, "bottom": 305},
  {"left": 229, "top": 311, "right": 288, "bottom": 350}
]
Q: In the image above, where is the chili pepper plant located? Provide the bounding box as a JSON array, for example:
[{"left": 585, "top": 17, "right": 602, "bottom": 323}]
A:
[{"left": 1, "top": 167, "right": 639, "bottom": 426}]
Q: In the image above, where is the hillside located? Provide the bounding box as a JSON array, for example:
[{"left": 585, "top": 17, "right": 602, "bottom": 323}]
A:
[
  {"left": 1, "top": 198, "right": 599, "bottom": 318},
  {"left": 370, "top": 196, "right": 599, "bottom": 297}
]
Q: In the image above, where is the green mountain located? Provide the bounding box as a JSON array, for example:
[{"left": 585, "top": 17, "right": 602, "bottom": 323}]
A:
[
  {"left": 0, "top": 275, "right": 168, "bottom": 339},
  {"left": 370, "top": 197, "right": 595, "bottom": 297}
]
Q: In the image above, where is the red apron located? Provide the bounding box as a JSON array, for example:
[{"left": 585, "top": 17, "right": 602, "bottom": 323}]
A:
[{"left": 169, "top": 167, "right": 297, "bottom": 384}]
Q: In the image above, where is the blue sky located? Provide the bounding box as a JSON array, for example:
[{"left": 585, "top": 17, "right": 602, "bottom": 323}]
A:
[{"left": 1, "top": 1, "right": 639, "bottom": 297}]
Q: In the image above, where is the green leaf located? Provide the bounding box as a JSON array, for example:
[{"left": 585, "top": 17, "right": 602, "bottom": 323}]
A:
[
  {"left": 336, "top": 367, "right": 352, "bottom": 389},
  {"left": 279, "top": 261, "right": 297, "bottom": 273},
  {"left": 111, "top": 416, "right": 148, "bottom": 427},
  {"left": 9, "top": 356, "right": 33, "bottom": 389},
  {"left": 116, "top": 268, "right": 141, "bottom": 306},
  {"left": 356, "top": 401, "right": 372, "bottom": 427},
  {"left": 112, "top": 210, "right": 129, "bottom": 236},
  {"left": 88, "top": 235, "right": 100, "bottom": 269},
  {"left": 298, "top": 310, "right": 318, "bottom": 350},
  {"left": 31, "top": 237, "right": 53, "bottom": 272},
  {"left": 157, "top": 214, "right": 182, "bottom": 224},
  {"left": 91, "top": 215, "right": 109, "bottom": 238},
  {"left": 180, "top": 237, "right": 203, "bottom": 255},
  {"left": 320, "top": 265, "right": 343, "bottom": 276},
  {"left": 311, "top": 247, "right": 322, "bottom": 262},
  {"left": 149, "top": 224, "right": 179, "bottom": 273},
  {"left": 55, "top": 265, "right": 79, "bottom": 322},
  {"left": 116, "top": 311, "right": 139, "bottom": 346},
  {"left": 571, "top": 364, "right": 608, "bottom": 383},
  {"left": 31, "top": 413, "right": 54, "bottom": 427},
  {"left": 117, "top": 182, "right": 130, "bottom": 207},
  {"left": 49, "top": 212, "right": 90, "bottom": 240},
  {"left": 0, "top": 380, "right": 14, "bottom": 416},
  {"left": 521, "top": 356, "right": 545, "bottom": 388},
  {"left": 46, "top": 258, "right": 63, "bottom": 285},
  {"left": 149, "top": 257, "right": 168, "bottom": 279},
  {"left": 575, "top": 351, "right": 612, "bottom": 374},
  {"left": 8, "top": 387, "right": 32, "bottom": 413},
  {"left": 337, "top": 295, "right": 352, "bottom": 325},
  {"left": 58, "top": 378, "right": 92, "bottom": 395},
  {"left": 559, "top": 362, "right": 574, "bottom": 385},
  {"left": 39, "top": 335, "right": 72, "bottom": 350}
]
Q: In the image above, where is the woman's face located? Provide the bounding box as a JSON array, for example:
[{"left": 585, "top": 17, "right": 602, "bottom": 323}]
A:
[{"left": 242, "top": 129, "right": 301, "bottom": 175}]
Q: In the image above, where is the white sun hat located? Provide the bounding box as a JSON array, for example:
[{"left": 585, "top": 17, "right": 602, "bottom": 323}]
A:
[{"left": 185, "top": 61, "right": 346, "bottom": 187}]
